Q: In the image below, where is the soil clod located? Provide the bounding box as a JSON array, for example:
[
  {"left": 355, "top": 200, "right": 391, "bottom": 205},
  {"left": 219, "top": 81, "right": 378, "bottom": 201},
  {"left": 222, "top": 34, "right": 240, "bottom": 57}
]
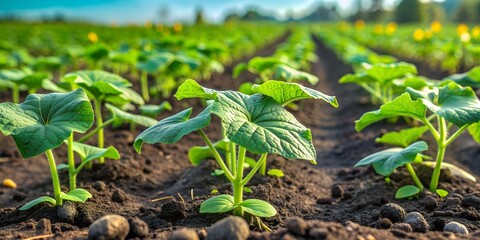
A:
[
  {"left": 111, "top": 189, "right": 127, "bottom": 203},
  {"left": 160, "top": 199, "right": 187, "bottom": 222},
  {"left": 286, "top": 217, "right": 308, "bottom": 236},
  {"left": 35, "top": 218, "right": 52, "bottom": 235},
  {"left": 331, "top": 184, "right": 344, "bottom": 198},
  {"left": 169, "top": 228, "right": 199, "bottom": 240},
  {"left": 404, "top": 212, "right": 429, "bottom": 233},
  {"left": 127, "top": 217, "right": 149, "bottom": 238},
  {"left": 57, "top": 201, "right": 77, "bottom": 223},
  {"left": 206, "top": 216, "right": 249, "bottom": 240},
  {"left": 88, "top": 214, "right": 130, "bottom": 240},
  {"left": 375, "top": 218, "right": 392, "bottom": 229},
  {"left": 380, "top": 203, "right": 405, "bottom": 223}
]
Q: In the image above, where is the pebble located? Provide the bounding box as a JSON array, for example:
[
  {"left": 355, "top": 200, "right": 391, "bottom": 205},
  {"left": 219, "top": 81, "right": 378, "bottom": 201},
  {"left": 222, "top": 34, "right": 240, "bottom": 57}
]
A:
[
  {"left": 57, "top": 201, "right": 77, "bottom": 223},
  {"left": 444, "top": 222, "right": 469, "bottom": 234},
  {"left": 35, "top": 218, "right": 52, "bottom": 235},
  {"left": 444, "top": 197, "right": 462, "bottom": 207},
  {"left": 331, "top": 185, "right": 344, "bottom": 198},
  {"left": 286, "top": 217, "right": 308, "bottom": 236},
  {"left": 380, "top": 203, "right": 405, "bottom": 223},
  {"left": 462, "top": 195, "right": 480, "bottom": 208},
  {"left": 88, "top": 214, "right": 130, "bottom": 240},
  {"left": 206, "top": 216, "right": 249, "bottom": 240},
  {"left": 169, "top": 228, "right": 199, "bottom": 240},
  {"left": 391, "top": 223, "right": 413, "bottom": 233},
  {"left": 111, "top": 189, "right": 127, "bottom": 203},
  {"left": 128, "top": 217, "right": 149, "bottom": 238},
  {"left": 420, "top": 195, "right": 438, "bottom": 210},
  {"left": 404, "top": 212, "right": 429, "bottom": 232},
  {"left": 309, "top": 228, "right": 328, "bottom": 239},
  {"left": 375, "top": 218, "right": 392, "bottom": 229},
  {"left": 93, "top": 181, "right": 108, "bottom": 192}
]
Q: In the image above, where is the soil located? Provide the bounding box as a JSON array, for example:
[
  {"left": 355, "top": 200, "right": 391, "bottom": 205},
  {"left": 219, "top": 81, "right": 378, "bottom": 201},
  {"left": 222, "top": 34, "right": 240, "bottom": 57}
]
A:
[{"left": 2, "top": 32, "right": 480, "bottom": 240}]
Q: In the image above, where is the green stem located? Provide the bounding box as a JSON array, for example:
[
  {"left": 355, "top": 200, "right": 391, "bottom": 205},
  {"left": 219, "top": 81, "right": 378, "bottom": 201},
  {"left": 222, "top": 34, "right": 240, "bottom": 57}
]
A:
[
  {"left": 241, "top": 153, "right": 267, "bottom": 186},
  {"left": 430, "top": 117, "right": 447, "bottom": 192},
  {"left": 78, "top": 118, "right": 114, "bottom": 143},
  {"left": 12, "top": 84, "right": 19, "bottom": 103},
  {"left": 197, "top": 130, "right": 234, "bottom": 181},
  {"left": 233, "top": 146, "right": 246, "bottom": 216},
  {"left": 445, "top": 124, "right": 470, "bottom": 146},
  {"left": 405, "top": 163, "right": 423, "bottom": 191},
  {"left": 94, "top": 100, "right": 105, "bottom": 164},
  {"left": 230, "top": 141, "right": 237, "bottom": 176},
  {"left": 141, "top": 71, "right": 150, "bottom": 102},
  {"left": 46, "top": 150, "right": 62, "bottom": 206},
  {"left": 67, "top": 132, "right": 76, "bottom": 190},
  {"left": 259, "top": 154, "right": 267, "bottom": 176},
  {"left": 359, "top": 83, "right": 383, "bottom": 103},
  {"left": 422, "top": 116, "right": 440, "bottom": 141}
]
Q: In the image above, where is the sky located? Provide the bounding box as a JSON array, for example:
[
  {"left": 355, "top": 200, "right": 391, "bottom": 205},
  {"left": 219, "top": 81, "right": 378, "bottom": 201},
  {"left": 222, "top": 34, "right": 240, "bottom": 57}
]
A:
[{"left": 0, "top": 0, "right": 401, "bottom": 24}]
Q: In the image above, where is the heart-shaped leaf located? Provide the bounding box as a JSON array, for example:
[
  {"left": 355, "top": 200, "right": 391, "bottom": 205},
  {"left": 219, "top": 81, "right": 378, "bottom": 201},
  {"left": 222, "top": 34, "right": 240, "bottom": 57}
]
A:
[
  {"left": 0, "top": 89, "right": 94, "bottom": 158},
  {"left": 272, "top": 65, "right": 319, "bottom": 85},
  {"left": 355, "top": 93, "right": 427, "bottom": 131},
  {"left": 200, "top": 194, "right": 235, "bottom": 213},
  {"left": 442, "top": 66, "right": 480, "bottom": 88},
  {"left": 251, "top": 80, "right": 338, "bottom": 107},
  {"left": 364, "top": 62, "right": 417, "bottom": 84},
  {"left": 174, "top": 79, "right": 217, "bottom": 100},
  {"left": 72, "top": 142, "right": 120, "bottom": 162},
  {"left": 355, "top": 141, "right": 428, "bottom": 176},
  {"left": 237, "top": 199, "right": 277, "bottom": 217},
  {"left": 106, "top": 104, "right": 157, "bottom": 127},
  {"left": 407, "top": 82, "right": 480, "bottom": 127},
  {"left": 134, "top": 103, "right": 212, "bottom": 153},
  {"left": 376, "top": 126, "right": 429, "bottom": 147}
]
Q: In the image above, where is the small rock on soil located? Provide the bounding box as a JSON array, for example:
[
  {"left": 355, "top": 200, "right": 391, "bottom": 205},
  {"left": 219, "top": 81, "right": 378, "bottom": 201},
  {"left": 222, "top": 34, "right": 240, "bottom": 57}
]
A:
[
  {"left": 88, "top": 214, "right": 130, "bottom": 240},
  {"left": 444, "top": 221, "right": 469, "bottom": 234},
  {"left": 404, "top": 212, "right": 429, "bottom": 233},
  {"left": 206, "top": 216, "right": 249, "bottom": 240},
  {"left": 380, "top": 203, "right": 405, "bottom": 223}
]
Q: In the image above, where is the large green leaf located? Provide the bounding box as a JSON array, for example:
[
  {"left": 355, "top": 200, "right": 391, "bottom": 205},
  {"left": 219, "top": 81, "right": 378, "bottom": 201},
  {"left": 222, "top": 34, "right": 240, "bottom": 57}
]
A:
[
  {"left": 272, "top": 65, "right": 318, "bottom": 85},
  {"left": 355, "top": 141, "right": 428, "bottom": 176},
  {"left": 106, "top": 104, "right": 157, "bottom": 127},
  {"left": 376, "top": 126, "right": 429, "bottom": 147},
  {"left": 174, "top": 79, "right": 217, "bottom": 100},
  {"left": 364, "top": 62, "right": 417, "bottom": 84},
  {"left": 134, "top": 103, "right": 212, "bottom": 153},
  {"left": 468, "top": 122, "right": 480, "bottom": 143},
  {"left": 139, "top": 101, "right": 172, "bottom": 117},
  {"left": 442, "top": 66, "right": 480, "bottom": 88},
  {"left": 72, "top": 141, "right": 120, "bottom": 162},
  {"left": 212, "top": 91, "right": 315, "bottom": 162},
  {"left": 238, "top": 199, "right": 277, "bottom": 218},
  {"left": 200, "top": 194, "right": 235, "bottom": 213},
  {"left": 0, "top": 69, "right": 26, "bottom": 82},
  {"left": 0, "top": 89, "right": 94, "bottom": 158},
  {"left": 407, "top": 82, "right": 480, "bottom": 127},
  {"left": 251, "top": 80, "right": 338, "bottom": 107},
  {"left": 355, "top": 93, "right": 427, "bottom": 131},
  {"left": 339, "top": 72, "right": 376, "bottom": 84}
]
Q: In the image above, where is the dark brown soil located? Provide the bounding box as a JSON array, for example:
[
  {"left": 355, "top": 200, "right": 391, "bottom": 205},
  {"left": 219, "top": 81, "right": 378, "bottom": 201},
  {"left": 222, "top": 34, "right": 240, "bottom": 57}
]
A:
[{"left": 1, "top": 32, "right": 480, "bottom": 240}]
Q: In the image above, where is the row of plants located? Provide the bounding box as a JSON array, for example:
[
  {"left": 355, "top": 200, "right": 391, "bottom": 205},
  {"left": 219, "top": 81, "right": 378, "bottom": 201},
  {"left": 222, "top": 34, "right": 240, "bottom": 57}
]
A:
[{"left": 316, "top": 27, "right": 480, "bottom": 200}]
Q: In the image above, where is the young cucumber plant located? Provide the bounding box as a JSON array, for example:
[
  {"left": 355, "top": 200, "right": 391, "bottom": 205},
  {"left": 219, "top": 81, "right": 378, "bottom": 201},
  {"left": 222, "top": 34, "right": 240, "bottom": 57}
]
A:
[
  {"left": 0, "top": 89, "right": 95, "bottom": 210},
  {"left": 355, "top": 82, "right": 480, "bottom": 195},
  {"left": 134, "top": 79, "right": 336, "bottom": 228}
]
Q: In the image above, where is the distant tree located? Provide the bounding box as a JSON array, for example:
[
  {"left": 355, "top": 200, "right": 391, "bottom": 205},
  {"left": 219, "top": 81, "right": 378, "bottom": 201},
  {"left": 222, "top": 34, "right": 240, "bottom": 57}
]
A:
[
  {"left": 454, "top": 0, "right": 480, "bottom": 22},
  {"left": 194, "top": 6, "right": 205, "bottom": 24},
  {"left": 395, "top": 0, "right": 421, "bottom": 23}
]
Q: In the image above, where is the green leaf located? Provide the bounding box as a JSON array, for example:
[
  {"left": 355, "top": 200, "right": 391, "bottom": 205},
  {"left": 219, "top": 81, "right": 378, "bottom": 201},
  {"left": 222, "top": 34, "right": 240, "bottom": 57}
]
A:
[
  {"left": 188, "top": 139, "right": 229, "bottom": 166},
  {"left": 174, "top": 79, "right": 217, "bottom": 100},
  {"left": 395, "top": 185, "right": 420, "bottom": 199},
  {"left": 106, "top": 104, "right": 157, "bottom": 127},
  {"left": 0, "top": 69, "right": 27, "bottom": 82},
  {"left": 407, "top": 82, "right": 480, "bottom": 127},
  {"left": 238, "top": 82, "right": 255, "bottom": 95},
  {"left": 267, "top": 169, "right": 285, "bottom": 178},
  {"left": 139, "top": 101, "right": 172, "bottom": 117},
  {"left": 339, "top": 72, "right": 376, "bottom": 84},
  {"left": 364, "top": 62, "right": 417, "bottom": 84},
  {"left": 243, "top": 187, "right": 253, "bottom": 193},
  {"left": 251, "top": 80, "right": 338, "bottom": 107},
  {"left": 238, "top": 199, "right": 277, "bottom": 218},
  {"left": 468, "top": 122, "right": 480, "bottom": 143},
  {"left": 355, "top": 141, "right": 428, "bottom": 176},
  {"left": 19, "top": 196, "right": 56, "bottom": 210},
  {"left": 436, "top": 189, "right": 449, "bottom": 198},
  {"left": 211, "top": 169, "right": 224, "bottom": 176},
  {"left": 442, "top": 66, "right": 480, "bottom": 88},
  {"left": 200, "top": 194, "right": 235, "bottom": 213},
  {"left": 212, "top": 91, "right": 316, "bottom": 162},
  {"left": 376, "top": 126, "right": 429, "bottom": 147},
  {"left": 0, "top": 89, "right": 94, "bottom": 158},
  {"left": 210, "top": 189, "right": 219, "bottom": 194},
  {"left": 233, "top": 62, "right": 248, "bottom": 79},
  {"left": 72, "top": 141, "right": 120, "bottom": 162},
  {"left": 134, "top": 103, "right": 212, "bottom": 153},
  {"left": 57, "top": 163, "right": 69, "bottom": 170},
  {"left": 64, "top": 188, "right": 92, "bottom": 203},
  {"left": 272, "top": 65, "right": 319, "bottom": 85},
  {"left": 355, "top": 93, "right": 427, "bottom": 131}
]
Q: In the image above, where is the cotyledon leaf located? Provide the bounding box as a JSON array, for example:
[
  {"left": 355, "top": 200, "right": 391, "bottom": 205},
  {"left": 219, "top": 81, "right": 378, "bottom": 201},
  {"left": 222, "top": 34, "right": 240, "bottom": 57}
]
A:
[
  {"left": 407, "top": 82, "right": 480, "bottom": 127},
  {"left": 0, "top": 89, "right": 94, "bottom": 158},
  {"left": 134, "top": 103, "right": 213, "bottom": 153},
  {"left": 251, "top": 80, "right": 338, "bottom": 107}
]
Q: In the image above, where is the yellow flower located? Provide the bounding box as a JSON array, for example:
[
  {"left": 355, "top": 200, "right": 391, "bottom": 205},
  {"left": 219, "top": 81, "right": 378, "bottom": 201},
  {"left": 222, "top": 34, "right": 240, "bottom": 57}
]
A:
[
  {"left": 413, "top": 28, "right": 424, "bottom": 41},
  {"left": 385, "top": 22, "right": 397, "bottom": 35},
  {"left": 374, "top": 24, "right": 383, "bottom": 34},
  {"left": 472, "top": 26, "right": 480, "bottom": 39},
  {"left": 156, "top": 24, "right": 164, "bottom": 32},
  {"left": 457, "top": 23, "right": 469, "bottom": 36},
  {"left": 355, "top": 19, "right": 365, "bottom": 29},
  {"left": 430, "top": 21, "right": 442, "bottom": 33},
  {"left": 460, "top": 32, "right": 471, "bottom": 43},
  {"left": 87, "top": 32, "right": 98, "bottom": 43},
  {"left": 173, "top": 22, "right": 183, "bottom": 33}
]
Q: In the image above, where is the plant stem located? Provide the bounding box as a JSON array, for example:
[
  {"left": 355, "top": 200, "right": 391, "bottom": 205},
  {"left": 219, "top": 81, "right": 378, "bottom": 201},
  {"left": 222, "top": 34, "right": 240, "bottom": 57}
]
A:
[
  {"left": 141, "top": 71, "right": 150, "bottom": 102},
  {"left": 445, "top": 124, "right": 470, "bottom": 146},
  {"left": 12, "top": 84, "right": 19, "bottom": 103},
  {"left": 94, "top": 100, "right": 105, "bottom": 164},
  {"left": 430, "top": 117, "right": 447, "bottom": 192},
  {"left": 197, "top": 130, "right": 234, "bottom": 181},
  {"left": 241, "top": 154, "right": 267, "bottom": 186},
  {"left": 422, "top": 116, "right": 440, "bottom": 141},
  {"left": 45, "top": 150, "right": 62, "bottom": 206},
  {"left": 259, "top": 155, "right": 267, "bottom": 176},
  {"left": 405, "top": 163, "right": 423, "bottom": 191},
  {"left": 78, "top": 118, "right": 115, "bottom": 143},
  {"left": 67, "top": 132, "right": 76, "bottom": 190},
  {"left": 233, "top": 146, "right": 246, "bottom": 216}
]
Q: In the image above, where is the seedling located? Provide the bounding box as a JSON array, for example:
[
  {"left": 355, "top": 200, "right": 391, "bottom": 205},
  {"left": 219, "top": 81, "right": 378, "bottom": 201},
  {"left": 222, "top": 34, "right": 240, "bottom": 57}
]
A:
[
  {"left": 356, "top": 82, "right": 480, "bottom": 194},
  {"left": 0, "top": 89, "right": 94, "bottom": 209},
  {"left": 134, "top": 79, "right": 336, "bottom": 228},
  {"left": 0, "top": 68, "right": 51, "bottom": 103}
]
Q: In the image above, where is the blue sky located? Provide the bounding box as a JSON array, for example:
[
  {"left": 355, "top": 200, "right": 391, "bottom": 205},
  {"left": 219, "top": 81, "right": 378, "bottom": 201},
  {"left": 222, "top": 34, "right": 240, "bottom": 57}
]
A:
[{"left": 0, "top": 0, "right": 373, "bottom": 23}]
